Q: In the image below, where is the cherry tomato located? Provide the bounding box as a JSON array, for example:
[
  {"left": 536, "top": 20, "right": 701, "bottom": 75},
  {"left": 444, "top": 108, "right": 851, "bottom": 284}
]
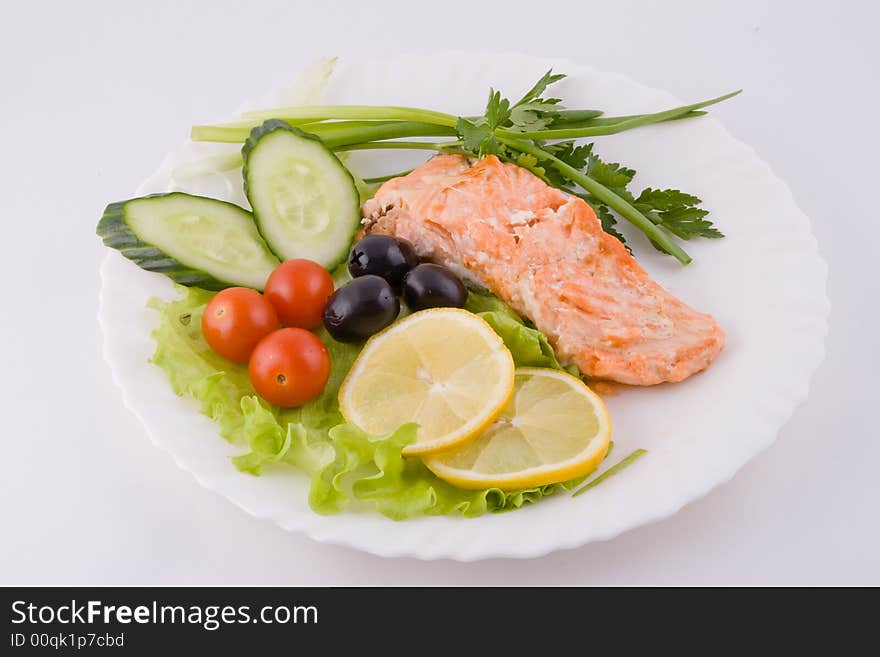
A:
[
  {"left": 201, "top": 288, "right": 279, "bottom": 363},
  {"left": 248, "top": 328, "right": 331, "bottom": 407},
  {"left": 264, "top": 259, "right": 335, "bottom": 329}
]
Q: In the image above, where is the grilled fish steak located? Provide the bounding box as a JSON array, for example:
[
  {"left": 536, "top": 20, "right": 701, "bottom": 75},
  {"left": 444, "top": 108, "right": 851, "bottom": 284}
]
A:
[{"left": 362, "top": 154, "right": 724, "bottom": 385}]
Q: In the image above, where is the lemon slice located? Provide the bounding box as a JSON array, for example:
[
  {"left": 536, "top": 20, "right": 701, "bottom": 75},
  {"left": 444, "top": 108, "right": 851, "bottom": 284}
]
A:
[
  {"left": 339, "top": 308, "right": 515, "bottom": 456},
  {"left": 423, "top": 368, "right": 611, "bottom": 490}
]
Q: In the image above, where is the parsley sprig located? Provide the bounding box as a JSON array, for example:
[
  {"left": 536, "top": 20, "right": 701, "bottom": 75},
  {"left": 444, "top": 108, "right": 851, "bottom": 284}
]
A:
[
  {"left": 529, "top": 140, "right": 724, "bottom": 251},
  {"left": 193, "top": 72, "right": 739, "bottom": 264},
  {"left": 453, "top": 72, "right": 733, "bottom": 262}
]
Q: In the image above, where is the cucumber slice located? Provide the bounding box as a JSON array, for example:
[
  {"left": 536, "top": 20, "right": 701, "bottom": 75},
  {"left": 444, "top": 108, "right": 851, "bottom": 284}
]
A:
[
  {"left": 97, "top": 193, "right": 280, "bottom": 290},
  {"left": 243, "top": 120, "right": 360, "bottom": 269}
]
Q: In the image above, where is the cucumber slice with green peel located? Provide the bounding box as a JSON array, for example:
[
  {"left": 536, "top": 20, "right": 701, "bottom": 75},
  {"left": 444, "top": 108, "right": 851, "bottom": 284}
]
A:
[
  {"left": 243, "top": 120, "right": 360, "bottom": 269},
  {"left": 97, "top": 193, "right": 280, "bottom": 290}
]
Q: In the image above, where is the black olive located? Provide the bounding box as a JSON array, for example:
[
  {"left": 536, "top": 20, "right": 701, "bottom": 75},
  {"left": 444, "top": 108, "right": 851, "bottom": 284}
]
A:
[
  {"left": 402, "top": 264, "right": 468, "bottom": 311},
  {"left": 323, "top": 275, "right": 400, "bottom": 342},
  {"left": 348, "top": 235, "right": 419, "bottom": 289}
]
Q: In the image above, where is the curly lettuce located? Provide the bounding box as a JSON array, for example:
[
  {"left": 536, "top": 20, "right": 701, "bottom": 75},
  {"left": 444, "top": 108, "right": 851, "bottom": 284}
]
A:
[
  {"left": 464, "top": 291, "right": 581, "bottom": 376},
  {"left": 148, "top": 286, "right": 592, "bottom": 519}
]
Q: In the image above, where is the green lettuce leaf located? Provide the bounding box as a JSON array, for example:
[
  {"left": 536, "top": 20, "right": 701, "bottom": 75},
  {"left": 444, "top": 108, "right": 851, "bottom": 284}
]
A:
[
  {"left": 148, "top": 289, "right": 254, "bottom": 443},
  {"left": 147, "top": 285, "right": 591, "bottom": 520},
  {"left": 466, "top": 289, "right": 580, "bottom": 376}
]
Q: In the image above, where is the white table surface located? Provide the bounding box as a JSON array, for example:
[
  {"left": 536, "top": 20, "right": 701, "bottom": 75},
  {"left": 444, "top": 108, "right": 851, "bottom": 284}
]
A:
[{"left": 2, "top": 0, "right": 877, "bottom": 586}]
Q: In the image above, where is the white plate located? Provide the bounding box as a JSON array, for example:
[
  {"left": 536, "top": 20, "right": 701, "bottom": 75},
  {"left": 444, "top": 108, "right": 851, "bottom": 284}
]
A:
[{"left": 98, "top": 51, "right": 829, "bottom": 560}]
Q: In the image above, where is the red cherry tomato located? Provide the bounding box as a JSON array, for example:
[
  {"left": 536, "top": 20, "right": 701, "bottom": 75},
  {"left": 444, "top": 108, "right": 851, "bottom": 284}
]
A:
[
  {"left": 248, "top": 328, "right": 331, "bottom": 407},
  {"left": 264, "top": 259, "right": 335, "bottom": 329},
  {"left": 201, "top": 288, "right": 278, "bottom": 363}
]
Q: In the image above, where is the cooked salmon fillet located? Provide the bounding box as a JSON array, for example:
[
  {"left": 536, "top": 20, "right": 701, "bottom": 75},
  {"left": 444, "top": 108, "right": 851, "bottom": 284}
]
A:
[{"left": 362, "top": 154, "right": 724, "bottom": 385}]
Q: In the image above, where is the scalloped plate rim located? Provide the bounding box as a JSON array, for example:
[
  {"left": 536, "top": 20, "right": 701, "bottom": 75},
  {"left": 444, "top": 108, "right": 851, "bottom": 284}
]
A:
[{"left": 97, "top": 50, "right": 829, "bottom": 561}]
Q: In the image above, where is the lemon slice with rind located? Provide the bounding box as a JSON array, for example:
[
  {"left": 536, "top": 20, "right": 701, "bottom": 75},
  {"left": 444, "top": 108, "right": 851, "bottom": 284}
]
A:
[
  {"left": 423, "top": 367, "right": 611, "bottom": 489},
  {"left": 339, "top": 308, "right": 515, "bottom": 456}
]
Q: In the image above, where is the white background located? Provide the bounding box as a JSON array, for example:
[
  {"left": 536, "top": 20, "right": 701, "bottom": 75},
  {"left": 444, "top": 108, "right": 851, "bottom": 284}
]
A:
[{"left": 1, "top": 0, "right": 877, "bottom": 585}]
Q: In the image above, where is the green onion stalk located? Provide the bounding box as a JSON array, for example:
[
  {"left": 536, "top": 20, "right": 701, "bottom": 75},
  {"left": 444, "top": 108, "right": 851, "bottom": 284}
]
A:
[{"left": 190, "top": 91, "right": 739, "bottom": 264}]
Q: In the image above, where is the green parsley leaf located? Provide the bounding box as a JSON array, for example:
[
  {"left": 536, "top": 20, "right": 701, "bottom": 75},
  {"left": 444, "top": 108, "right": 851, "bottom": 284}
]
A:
[
  {"left": 515, "top": 69, "right": 566, "bottom": 107},
  {"left": 500, "top": 71, "right": 568, "bottom": 132},
  {"left": 592, "top": 203, "right": 630, "bottom": 248},
  {"left": 485, "top": 89, "right": 511, "bottom": 129},
  {"left": 635, "top": 188, "right": 702, "bottom": 211},
  {"left": 510, "top": 150, "right": 552, "bottom": 183},
  {"left": 456, "top": 117, "right": 490, "bottom": 152},
  {"left": 515, "top": 99, "right": 563, "bottom": 112},
  {"left": 514, "top": 152, "right": 540, "bottom": 169},
  {"left": 456, "top": 117, "right": 503, "bottom": 157},
  {"left": 544, "top": 141, "right": 593, "bottom": 170},
  {"left": 508, "top": 100, "right": 564, "bottom": 131},
  {"left": 634, "top": 188, "right": 723, "bottom": 240},
  {"left": 657, "top": 206, "right": 723, "bottom": 239},
  {"left": 509, "top": 109, "right": 554, "bottom": 132},
  {"left": 459, "top": 72, "right": 569, "bottom": 150},
  {"left": 586, "top": 157, "right": 636, "bottom": 192}
]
